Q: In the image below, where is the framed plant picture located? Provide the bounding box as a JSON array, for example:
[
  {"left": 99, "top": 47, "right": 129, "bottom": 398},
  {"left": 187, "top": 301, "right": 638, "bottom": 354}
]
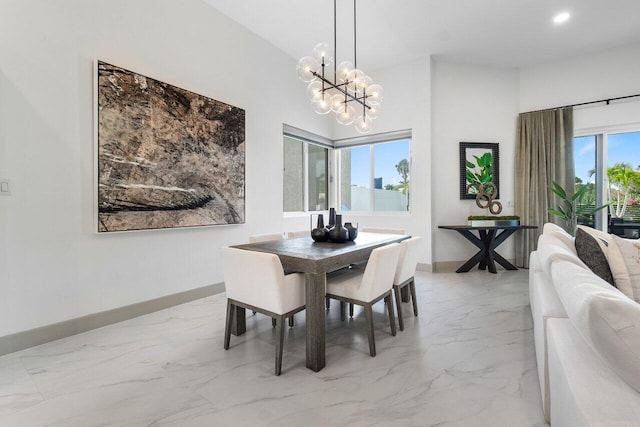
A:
[{"left": 459, "top": 142, "right": 499, "bottom": 200}]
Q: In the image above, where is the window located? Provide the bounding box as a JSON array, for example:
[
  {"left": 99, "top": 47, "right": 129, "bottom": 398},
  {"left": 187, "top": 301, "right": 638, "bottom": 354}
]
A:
[
  {"left": 283, "top": 125, "right": 411, "bottom": 214},
  {"left": 283, "top": 131, "right": 329, "bottom": 213},
  {"left": 574, "top": 129, "right": 640, "bottom": 236},
  {"left": 339, "top": 138, "right": 411, "bottom": 212}
]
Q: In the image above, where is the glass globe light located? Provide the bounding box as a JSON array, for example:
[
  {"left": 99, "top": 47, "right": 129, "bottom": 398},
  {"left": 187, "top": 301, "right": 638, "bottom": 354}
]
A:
[
  {"left": 359, "top": 75, "right": 373, "bottom": 92},
  {"left": 306, "top": 81, "right": 324, "bottom": 102},
  {"left": 366, "top": 84, "right": 384, "bottom": 105},
  {"left": 331, "top": 93, "right": 346, "bottom": 112},
  {"left": 346, "top": 69, "right": 365, "bottom": 93},
  {"left": 296, "top": 56, "right": 320, "bottom": 82},
  {"left": 312, "top": 94, "right": 332, "bottom": 115},
  {"left": 313, "top": 42, "right": 334, "bottom": 66},
  {"left": 336, "top": 104, "right": 356, "bottom": 125},
  {"left": 336, "top": 61, "right": 354, "bottom": 82},
  {"left": 366, "top": 103, "right": 382, "bottom": 120},
  {"left": 355, "top": 115, "right": 373, "bottom": 133}
]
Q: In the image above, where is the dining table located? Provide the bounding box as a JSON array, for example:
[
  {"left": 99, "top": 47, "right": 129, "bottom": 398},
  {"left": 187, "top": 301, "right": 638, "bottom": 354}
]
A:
[{"left": 230, "top": 231, "right": 409, "bottom": 372}]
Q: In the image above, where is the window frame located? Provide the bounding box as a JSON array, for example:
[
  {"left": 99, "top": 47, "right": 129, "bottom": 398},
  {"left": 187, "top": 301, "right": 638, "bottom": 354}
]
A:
[
  {"left": 283, "top": 125, "right": 412, "bottom": 216},
  {"left": 283, "top": 126, "right": 331, "bottom": 215},
  {"left": 574, "top": 124, "right": 640, "bottom": 231},
  {"left": 336, "top": 140, "right": 412, "bottom": 214}
]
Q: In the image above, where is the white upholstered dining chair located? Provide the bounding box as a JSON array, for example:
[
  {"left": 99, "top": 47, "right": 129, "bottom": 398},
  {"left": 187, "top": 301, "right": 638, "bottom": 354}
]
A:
[
  {"left": 287, "top": 230, "right": 309, "bottom": 239},
  {"left": 223, "top": 247, "right": 305, "bottom": 375},
  {"left": 361, "top": 227, "right": 405, "bottom": 235},
  {"left": 393, "top": 236, "right": 421, "bottom": 331},
  {"left": 249, "top": 232, "right": 284, "bottom": 243},
  {"left": 325, "top": 243, "right": 401, "bottom": 357}
]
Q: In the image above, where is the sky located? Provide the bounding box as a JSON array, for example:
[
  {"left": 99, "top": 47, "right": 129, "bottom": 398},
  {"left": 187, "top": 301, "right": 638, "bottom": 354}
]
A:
[
  {"left": 574, "top": 131, "right": 640, "bottom": 184},
  {"left": 348, "top": 139, "right": 410, "bottom": 187}
]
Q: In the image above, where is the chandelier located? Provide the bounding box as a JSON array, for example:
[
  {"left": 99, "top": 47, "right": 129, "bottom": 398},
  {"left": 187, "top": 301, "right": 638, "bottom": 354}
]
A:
[{"left": 296, "top": 0, "right": 383, "bottom": 134}]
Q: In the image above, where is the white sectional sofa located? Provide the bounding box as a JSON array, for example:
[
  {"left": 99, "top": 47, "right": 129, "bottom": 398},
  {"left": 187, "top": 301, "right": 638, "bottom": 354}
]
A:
[{"left": 529, "top": 224, "right": 640, "bottom": 425}]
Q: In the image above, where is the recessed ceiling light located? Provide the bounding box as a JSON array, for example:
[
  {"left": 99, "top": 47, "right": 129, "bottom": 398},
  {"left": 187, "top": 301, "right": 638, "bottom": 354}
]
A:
[{"left": 553, "top": 12, "right": 570, "bottom": 24}]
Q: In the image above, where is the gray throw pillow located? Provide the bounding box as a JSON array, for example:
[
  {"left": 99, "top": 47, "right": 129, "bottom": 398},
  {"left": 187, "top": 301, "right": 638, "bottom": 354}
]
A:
[{"left": 574, "top": 228, "right": 615, "bottom": 286}]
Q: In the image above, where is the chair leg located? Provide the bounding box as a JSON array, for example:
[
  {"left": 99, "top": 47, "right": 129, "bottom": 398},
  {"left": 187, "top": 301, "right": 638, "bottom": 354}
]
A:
[
  {"left": 409, "top": 279, "right": 418, "bottom": 316},
  {"left": 275, "top": 315, "right": 285, "bottom": 376},
  {"left": 349, "top": 303, "right": 354, "bottom": 318},
  {"left": 385, "top": 294, "right": 397, "bottom": 336},
  {"left": 340, "top": 301, "right": 346, "bottom": 321},
  {"left": 224, "top": 300, "right": 234, "bottom": 350},
  {"left": 288, "top": 315, "right": 294, "bottom": 327},
  {"left": 393, "top": 285, "right": 404, "bottom": 331},
  {"left": 364, "top": 304, "right": 376, "bottom": 357}
]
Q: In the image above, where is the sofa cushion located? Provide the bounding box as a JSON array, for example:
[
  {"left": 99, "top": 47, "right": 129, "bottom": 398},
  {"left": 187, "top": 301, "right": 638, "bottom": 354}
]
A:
[
  {"left": 577, "top": 224, "right": 611, "bottom": 254},
  {"left": 607, "top": 235, "right": 640, "bottom": 301},
  {"left": 575, "top": 228, "right": 615, "bottom": 286},
  {"left": 551, "top": 260, "right": 640, "bottom": 393},
  {"left": 543, "top": 222, "right": 575, "bottom": 248},
  {"left": 537, "top": 234, "right": 585, "bottom": 277}
]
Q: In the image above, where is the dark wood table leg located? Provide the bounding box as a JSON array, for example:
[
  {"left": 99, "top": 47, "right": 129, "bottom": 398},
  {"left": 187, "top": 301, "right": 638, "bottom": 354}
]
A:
[
  {"left": 478, "top": 230, "right": 489, "bottom": 270},
  {"left": 400, "top": 286, "right": 410, "bottom": 302},
  {"left": 491, "top": 228, "right": 519, "bottom": 270},
  {"left": 456, "top": 249, "right": 486, "bottom": 272},
  {"left": 454, "top": 229, "right": 488, "bottom": 272},
  {"left": 231, "top": 307, "right": 246, "bottom": 336},
  {"left": 484, "top": 230, "right": 498, "bottom": 273},
  {"left": 305, "top": 272, "right": 326, "bottom": 372}
]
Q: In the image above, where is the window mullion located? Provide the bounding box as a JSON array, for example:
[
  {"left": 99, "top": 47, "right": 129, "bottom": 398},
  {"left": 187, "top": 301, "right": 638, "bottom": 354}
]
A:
[
  {"left": 595, "top": 133, "right": 606, "bottom": 230},
  {"left": 369, "top": 145, "right": 375, "bottom": 211},
  {"left": 303, "top": 143, "right": 309, "bottom": 212}
]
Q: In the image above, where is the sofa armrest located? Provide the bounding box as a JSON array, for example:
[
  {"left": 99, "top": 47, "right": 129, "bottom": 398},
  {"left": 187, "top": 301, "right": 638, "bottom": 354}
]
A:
[{"left": 548, "top": 318, "right": 640, "bottom": 426}]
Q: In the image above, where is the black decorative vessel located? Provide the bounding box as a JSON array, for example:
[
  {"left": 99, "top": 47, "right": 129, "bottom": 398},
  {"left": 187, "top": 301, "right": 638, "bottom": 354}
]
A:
[
  {"left": 345, "top": 222, "right": 358, "bottom": 241},
  {"left": 328, "top": 214, "right": 349, "bottom": 243},
  {"left": 327, "top": 208, "right": 336, "bottom": 230},
  {"left": 311, "top": 214, "right": 329, "bottom": 242}
]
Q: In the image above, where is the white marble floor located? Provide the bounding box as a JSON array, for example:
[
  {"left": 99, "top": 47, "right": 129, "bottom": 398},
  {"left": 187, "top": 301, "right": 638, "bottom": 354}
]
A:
[{"left": 0, "top": 270, "right": 547, "bottom": 426}]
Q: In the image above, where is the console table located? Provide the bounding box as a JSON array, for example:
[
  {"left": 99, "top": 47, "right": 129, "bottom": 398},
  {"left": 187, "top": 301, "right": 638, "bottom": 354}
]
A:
[{"left": 438, "top": 225, "right": 537, "bottom": 273}]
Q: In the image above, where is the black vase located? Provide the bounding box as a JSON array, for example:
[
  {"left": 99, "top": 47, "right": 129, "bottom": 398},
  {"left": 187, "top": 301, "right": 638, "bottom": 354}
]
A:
[
  {"left": 328, "top": 208, "right": 336, "bottom": 229},
  {"left": 311, "top": 214, "right": 329, "bottom": 242},
  {"left": 345, "top": 222, "right": 358, "bottom": 241},
  {"left": 328, "top": 214, "right": 349, "bottom": 243}
]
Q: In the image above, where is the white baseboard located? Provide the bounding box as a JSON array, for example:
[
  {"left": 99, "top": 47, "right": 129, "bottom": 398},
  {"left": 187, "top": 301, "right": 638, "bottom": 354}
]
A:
[
  {"left": 417, "top": 262, "right": 433, "bottom": 272},
  {"left": 0, "top": 282, "right": 225, "bottom": 357}
]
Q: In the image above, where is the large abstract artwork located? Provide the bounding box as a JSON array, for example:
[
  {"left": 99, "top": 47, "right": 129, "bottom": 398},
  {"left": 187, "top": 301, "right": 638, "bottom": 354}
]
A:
[{"left": 96, "top": 61, "right": 245, "bottom": 232}]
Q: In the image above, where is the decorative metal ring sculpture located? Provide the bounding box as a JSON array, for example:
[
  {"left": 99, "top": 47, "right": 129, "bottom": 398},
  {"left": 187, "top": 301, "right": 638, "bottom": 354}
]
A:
[{"left": 469, "top": 182, "right": 502, "bottom": 214}]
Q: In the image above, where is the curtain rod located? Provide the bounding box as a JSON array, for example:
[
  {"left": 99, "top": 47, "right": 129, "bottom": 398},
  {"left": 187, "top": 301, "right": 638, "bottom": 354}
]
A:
[{"left": 522, "top": 93, "right": 640, "bottom": 115}]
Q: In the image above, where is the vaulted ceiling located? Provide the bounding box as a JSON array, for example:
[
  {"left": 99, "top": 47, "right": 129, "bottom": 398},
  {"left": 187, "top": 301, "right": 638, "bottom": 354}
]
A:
[{"left": 204, "top": 0, "right": 640, "bottom": 70}]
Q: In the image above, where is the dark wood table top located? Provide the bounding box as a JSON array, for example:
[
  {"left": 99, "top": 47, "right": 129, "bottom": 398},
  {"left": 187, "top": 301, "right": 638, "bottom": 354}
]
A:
[{"left": 232, "top": 232, "right": 409, "bottom": 274}]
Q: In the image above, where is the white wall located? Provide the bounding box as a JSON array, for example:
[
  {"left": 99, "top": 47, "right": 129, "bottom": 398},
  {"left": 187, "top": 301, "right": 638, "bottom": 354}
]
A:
[
  {"left": 323, "top": 58, "right": 433, "bottom": 265},
  {"left": 430, "top": 43, "right": 640, "bottom": 267},
  {"left": 0, "top": 0, "right": 331, "bottom": 337},
  {"left": 519, "top": 43, "right": 640, "bottom": 114},
  {"left": 431, "top": 61, "right": 519, "bottom": 265},
  {"left": 520, "top": 43, "right": 640, "bottom": 134}
]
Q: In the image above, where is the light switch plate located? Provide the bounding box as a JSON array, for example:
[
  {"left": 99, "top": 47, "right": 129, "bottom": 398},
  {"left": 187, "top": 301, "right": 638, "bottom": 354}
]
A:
[{"left": 0, "top": 179, "right": 11, "bottom": 195}]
